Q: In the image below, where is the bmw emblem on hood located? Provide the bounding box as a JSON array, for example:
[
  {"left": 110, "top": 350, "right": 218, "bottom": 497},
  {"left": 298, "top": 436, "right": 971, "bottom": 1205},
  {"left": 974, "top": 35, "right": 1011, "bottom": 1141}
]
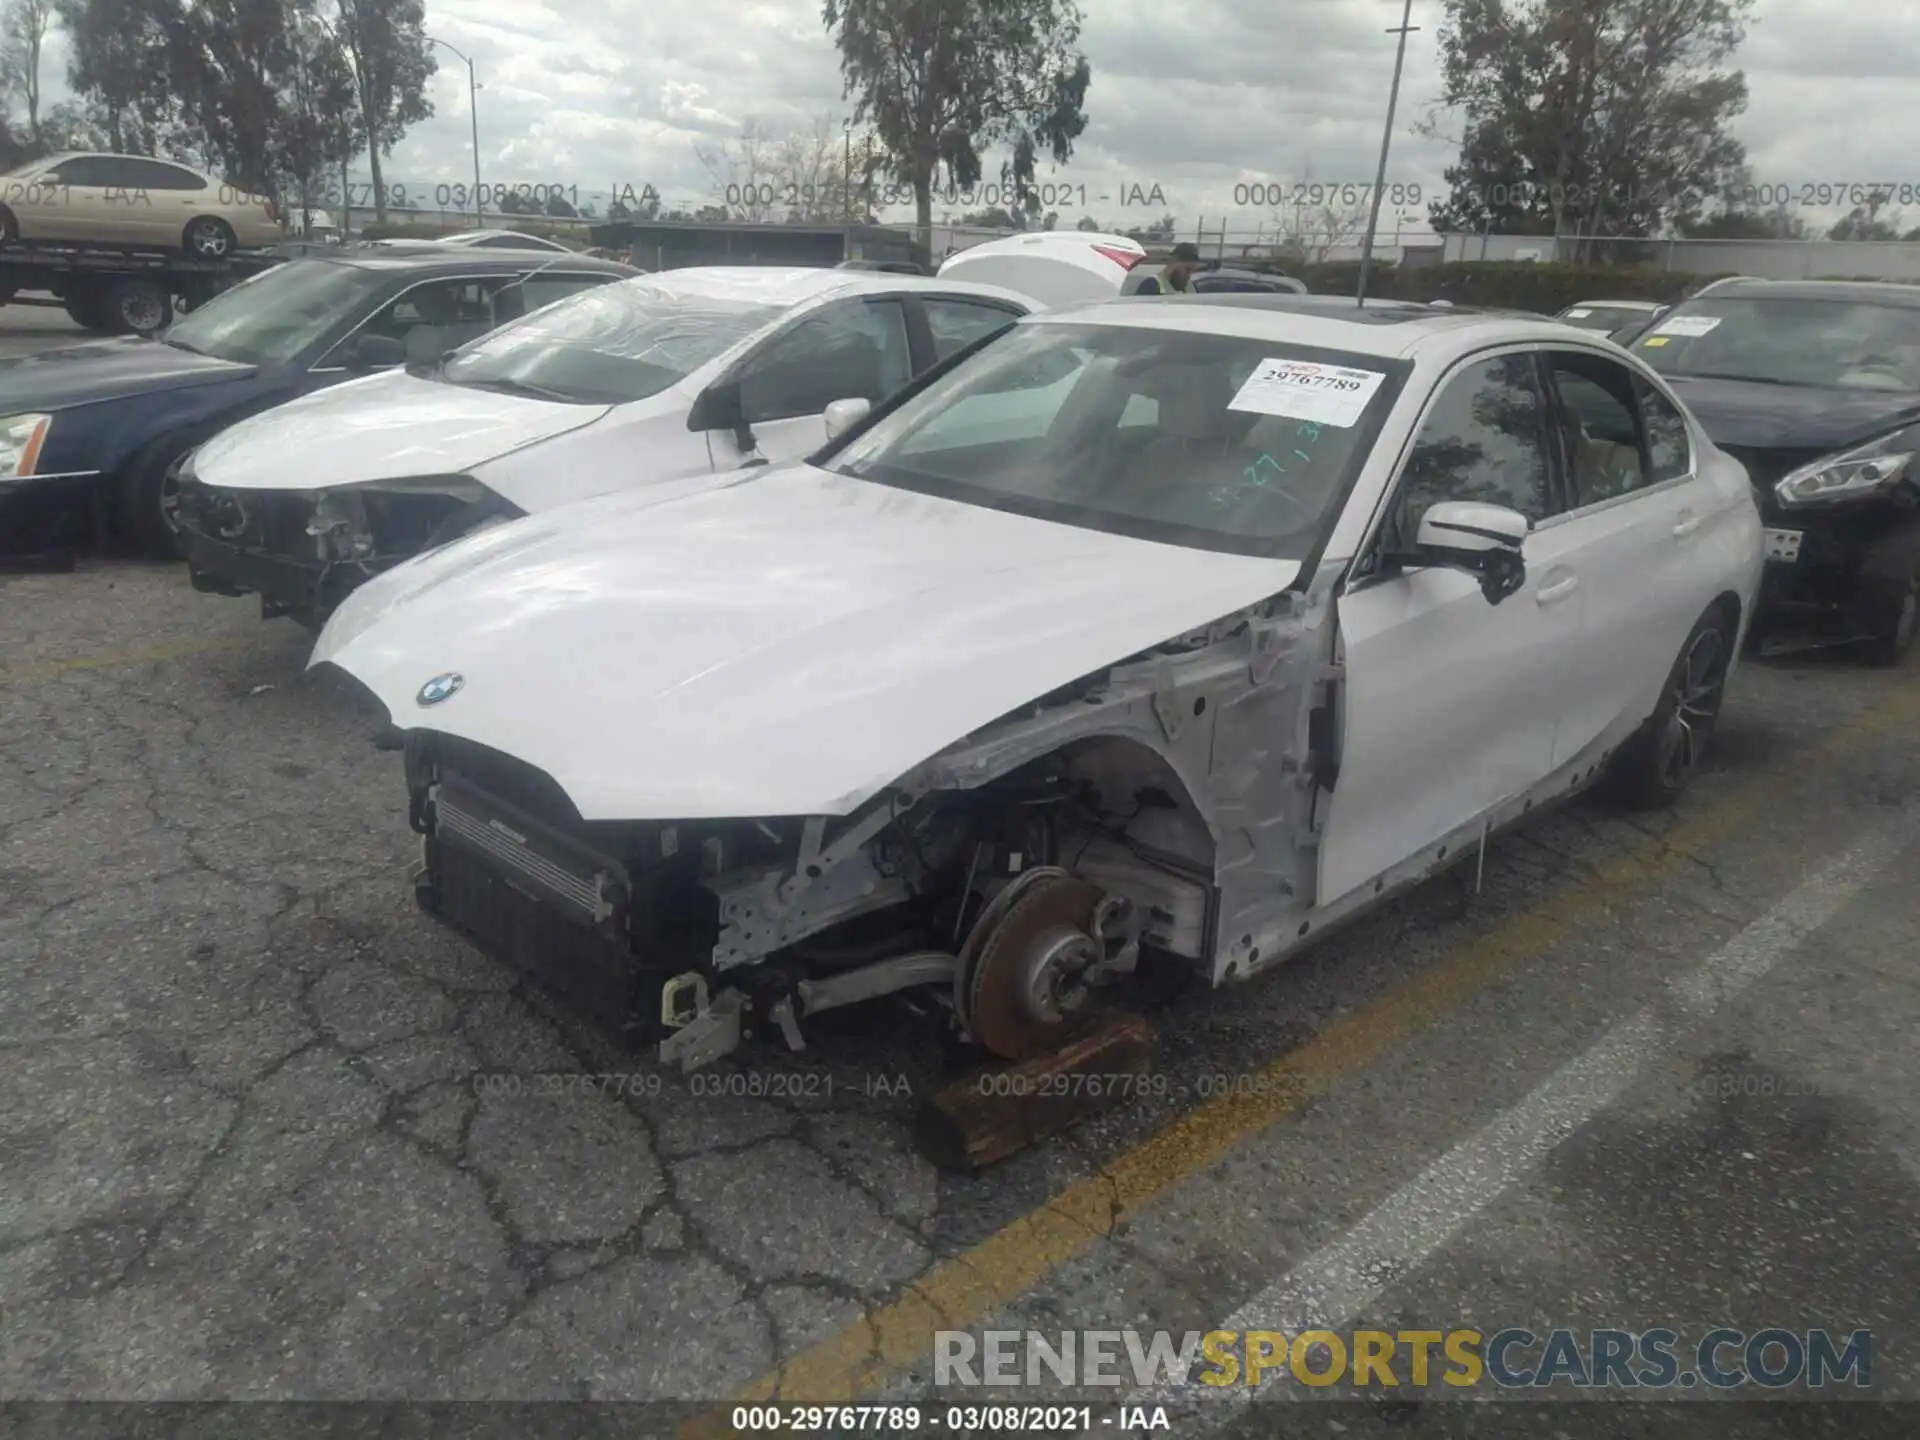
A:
[{"left": 417, "top": 673, "right": 464, "bottom": 706}]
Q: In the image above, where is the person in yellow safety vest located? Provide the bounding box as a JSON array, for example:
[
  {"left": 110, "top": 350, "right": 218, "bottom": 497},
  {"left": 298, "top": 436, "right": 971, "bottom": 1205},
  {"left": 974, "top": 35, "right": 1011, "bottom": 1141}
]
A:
[{"left": 1138, "top": 242, "right": 1201, "bottom": 295}]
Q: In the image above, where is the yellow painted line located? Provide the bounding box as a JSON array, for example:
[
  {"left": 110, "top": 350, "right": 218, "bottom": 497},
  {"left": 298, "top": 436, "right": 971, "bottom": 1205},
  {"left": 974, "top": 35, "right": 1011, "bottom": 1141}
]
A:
[
  {"left": 0, "top": 633, "right": 273, "bottom": 688},
  {"left": 688, "top": 682, "right": 1920, "bottom": 1426}
]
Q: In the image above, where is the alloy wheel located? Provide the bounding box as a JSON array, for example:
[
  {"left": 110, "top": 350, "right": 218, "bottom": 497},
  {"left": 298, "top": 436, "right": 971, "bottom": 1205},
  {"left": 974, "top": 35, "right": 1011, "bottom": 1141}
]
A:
[{"left": 1655, "top": 625, "right": 1726, "bottom": 790}]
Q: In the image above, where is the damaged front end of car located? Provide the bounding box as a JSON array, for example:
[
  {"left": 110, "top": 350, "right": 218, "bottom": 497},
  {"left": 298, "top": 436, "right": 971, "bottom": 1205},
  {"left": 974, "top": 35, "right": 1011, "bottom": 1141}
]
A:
[
  {"left": 401, "top": 583, "right": 1340, "bottom": 1071},
  {"left": 179, "top": 475, "right": 520, "bottom": 628}
]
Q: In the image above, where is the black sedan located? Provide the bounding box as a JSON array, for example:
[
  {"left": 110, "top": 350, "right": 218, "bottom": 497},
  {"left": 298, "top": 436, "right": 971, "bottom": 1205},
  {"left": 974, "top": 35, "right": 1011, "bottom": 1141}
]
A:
[
  {"left": 1629, "top": 278, "right": 1920, "bottom": 662},
  {"left": 0, "top": 246, "right": 634, "bottom": 562}
]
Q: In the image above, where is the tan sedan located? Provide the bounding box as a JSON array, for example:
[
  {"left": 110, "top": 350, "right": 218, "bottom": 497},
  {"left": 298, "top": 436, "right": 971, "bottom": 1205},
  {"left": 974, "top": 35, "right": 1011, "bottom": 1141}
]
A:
[{"left": 0, "top": 152, "right": 280, "bottom": 257}]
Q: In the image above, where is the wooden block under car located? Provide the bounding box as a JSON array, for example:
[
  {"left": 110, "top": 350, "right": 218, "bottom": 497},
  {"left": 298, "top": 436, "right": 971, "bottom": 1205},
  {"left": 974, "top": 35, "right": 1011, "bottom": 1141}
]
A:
[{"left": 914, "top": 1012, "right": 1153, "bottom": 1172}]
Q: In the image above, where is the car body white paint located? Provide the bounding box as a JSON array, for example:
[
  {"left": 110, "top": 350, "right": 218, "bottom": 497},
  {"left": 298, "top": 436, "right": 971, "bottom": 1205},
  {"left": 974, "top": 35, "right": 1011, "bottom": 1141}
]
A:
[
  {"left": 316, "top": 297, "right": 1762, "bottom": 915},
  {"left": 190, "top": 266, "right": 1044, "bottom": 513},
  {"left": 310, "top": 464, "right": 1302, "bottom": 819},
  {"left": 936, "top": 231, "right": 1145, "bottom": 308}
]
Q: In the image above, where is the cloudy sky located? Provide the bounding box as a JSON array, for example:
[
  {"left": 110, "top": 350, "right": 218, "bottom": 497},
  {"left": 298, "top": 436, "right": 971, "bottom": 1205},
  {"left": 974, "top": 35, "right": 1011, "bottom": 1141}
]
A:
[{"left": 29, "top": 0, "right": 1920, "bottom": 235}]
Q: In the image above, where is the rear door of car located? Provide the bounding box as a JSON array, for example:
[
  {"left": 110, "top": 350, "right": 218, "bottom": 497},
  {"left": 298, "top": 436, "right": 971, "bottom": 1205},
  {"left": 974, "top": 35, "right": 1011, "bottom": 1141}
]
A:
[
  {"left": 1536, "top": 348, "right": 1716, "bottom": 767},
  {"left": 117, "top": 158, "right": 210, "bottom": 245},
  {"left": 905, "top": 292, "right": 1028, "bottom": 367}
]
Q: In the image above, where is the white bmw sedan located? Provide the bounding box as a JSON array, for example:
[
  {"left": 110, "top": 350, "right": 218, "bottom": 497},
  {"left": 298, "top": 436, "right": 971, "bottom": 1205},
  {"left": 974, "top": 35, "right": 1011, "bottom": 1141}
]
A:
[{"left": 310, "top": 295, "right": 1763, "bottom": 1070}]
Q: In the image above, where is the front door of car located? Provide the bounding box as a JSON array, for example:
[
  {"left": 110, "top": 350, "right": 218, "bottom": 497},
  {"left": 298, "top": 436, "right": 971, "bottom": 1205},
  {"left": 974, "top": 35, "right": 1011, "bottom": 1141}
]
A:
[
  {"left": 1539, "top": 350, "right": 1715, "bottom": 766},
  {"left": 1317, "top": 350, "right": 1582, "bottom": 905},
  {"left": 707, "top": 296, "right": 914, "bottom": 469},
  {"left": 25, "top": 155, "right": 125, "bottom": 241},
  {"left": 307, "top": 274, "right": 520, "bottom": 392}
]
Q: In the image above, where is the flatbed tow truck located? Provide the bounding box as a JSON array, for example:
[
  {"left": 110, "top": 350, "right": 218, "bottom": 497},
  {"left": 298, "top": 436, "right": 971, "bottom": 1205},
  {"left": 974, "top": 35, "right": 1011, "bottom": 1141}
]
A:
[{"left": 0, "top": 238, "right": 284, "bottom": 336}]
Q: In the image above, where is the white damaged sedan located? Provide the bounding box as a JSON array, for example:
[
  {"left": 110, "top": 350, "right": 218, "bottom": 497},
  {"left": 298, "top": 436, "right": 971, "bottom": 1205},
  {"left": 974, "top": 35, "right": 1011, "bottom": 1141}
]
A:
[{"left": 311, "top": 295, "right": 1762, "bottom": 1069}]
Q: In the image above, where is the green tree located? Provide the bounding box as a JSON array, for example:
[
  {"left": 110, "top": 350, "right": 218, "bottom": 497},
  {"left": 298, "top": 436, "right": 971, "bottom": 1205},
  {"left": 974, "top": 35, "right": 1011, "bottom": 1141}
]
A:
[
  {"left": 0, "top": 0, "right": 53, "bottom": 144},
  {"left": 1424, "top": 0, "right": 1752, "bottom": 259},
  {"left": 821, "top": 0, "right": 1091, "bottom": 250},
  {"left": 54, "top": 0, "right": 185, "bottom": 153},
  {"left": 1829, "top": 192, "right": 1901, "bottom": 241},
  {"left": 322, "top": 0, "right": 433, "bottom": 224}
]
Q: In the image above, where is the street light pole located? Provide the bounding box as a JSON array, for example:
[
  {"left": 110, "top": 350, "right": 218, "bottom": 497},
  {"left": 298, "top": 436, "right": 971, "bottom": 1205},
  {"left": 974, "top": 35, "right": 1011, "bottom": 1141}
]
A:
[
  {"left": 1357, "top": 0, "right": 1418, "bottom": 305},
  {"left": 426, "top": 35, "right": 484, "bottom": 228}
]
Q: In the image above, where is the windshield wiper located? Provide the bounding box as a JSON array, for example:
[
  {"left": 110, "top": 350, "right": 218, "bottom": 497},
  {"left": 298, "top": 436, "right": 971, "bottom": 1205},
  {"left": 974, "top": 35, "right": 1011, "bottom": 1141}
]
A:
[
  {"left": 1659, "top": 370, "right": 1801, "bottom": 387},
  {"left": 453, "top": 375, "right": 580, "bottom": 403},
  {"left": 162, "top": 336, "right": 206, "bottom": 355}
]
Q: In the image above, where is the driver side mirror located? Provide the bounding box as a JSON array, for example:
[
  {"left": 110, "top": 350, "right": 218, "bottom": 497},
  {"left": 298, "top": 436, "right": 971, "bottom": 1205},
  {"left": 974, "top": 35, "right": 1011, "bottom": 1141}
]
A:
[
  {"left": 687, "top": 377, "right": 757, "bottom": 457},
  {"left": 822, "top": 396, "right": 871, "bottom": 439},
  {"left": 1406, "top": 500, "right": 1530, "bottom": 605}
]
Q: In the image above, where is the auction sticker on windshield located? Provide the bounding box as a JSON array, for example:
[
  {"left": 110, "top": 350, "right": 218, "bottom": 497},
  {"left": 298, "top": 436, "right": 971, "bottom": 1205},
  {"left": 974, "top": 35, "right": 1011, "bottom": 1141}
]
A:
[
  {"left": 1651, "top": 314, "right": 1721, "bottom": 337},
  {"left": 1229, "top": 359, "right": 1385, "bottom": 427}
]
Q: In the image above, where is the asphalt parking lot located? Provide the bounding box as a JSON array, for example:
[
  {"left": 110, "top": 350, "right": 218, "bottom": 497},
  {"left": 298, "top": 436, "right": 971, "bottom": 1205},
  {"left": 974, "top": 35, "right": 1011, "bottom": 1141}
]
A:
[
  {"left": 5, "top": 558, "right": 1918, "bottom": 1435},
  {"left": 0, "top": 309, "right": 88, "bottom": 360}
]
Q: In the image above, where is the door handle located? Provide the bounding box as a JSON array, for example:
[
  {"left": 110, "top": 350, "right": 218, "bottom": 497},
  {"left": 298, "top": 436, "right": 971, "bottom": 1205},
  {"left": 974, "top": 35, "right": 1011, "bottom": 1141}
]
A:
[
  {"left": 1672, "top": 512, "right": 1700, "bottom": 538},
  {"left": 1536, "top": 575, "right": 1578, "bottom": 605}
]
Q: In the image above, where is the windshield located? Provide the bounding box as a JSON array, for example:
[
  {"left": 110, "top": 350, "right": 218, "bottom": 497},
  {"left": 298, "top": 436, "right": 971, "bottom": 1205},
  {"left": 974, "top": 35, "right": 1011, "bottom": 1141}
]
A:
[
  {"left": 1633, "top": 297, "right": 1920, "bottom": 392},
  {"left": 439, "top": 277, "right": 786, "bottom": 404},
  {"left": 830, "top": 320, "right": 1404, "bottom": 558},
  {"left": 163, "top": 259, "right": 391, "bottom": 366}
]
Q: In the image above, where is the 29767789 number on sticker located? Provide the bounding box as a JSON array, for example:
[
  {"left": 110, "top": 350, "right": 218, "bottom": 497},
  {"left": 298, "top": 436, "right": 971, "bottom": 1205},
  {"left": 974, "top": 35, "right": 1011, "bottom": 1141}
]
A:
[{"left": 1228, "top": 359, "right": 1387, "bottom": 428}]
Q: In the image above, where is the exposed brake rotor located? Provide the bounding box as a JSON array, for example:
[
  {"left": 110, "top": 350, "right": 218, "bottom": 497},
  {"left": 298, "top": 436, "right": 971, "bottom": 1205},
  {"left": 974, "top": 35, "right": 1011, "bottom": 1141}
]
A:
[{"left": 960, "top": 872, "right": 1105, "bottom": 1061}]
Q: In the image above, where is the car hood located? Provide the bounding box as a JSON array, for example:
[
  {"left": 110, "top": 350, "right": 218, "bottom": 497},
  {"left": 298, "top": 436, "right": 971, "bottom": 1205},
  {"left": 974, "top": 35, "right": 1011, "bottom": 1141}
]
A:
[
  {"left": 192, "top": 370, "right": 613, "bottom": 493},
  {"left": 1662, "top": 375, "right": 1920, "bottom": 451},
  {"left": 311, "top": 464, "right": 1300, "bottom": 821},
  {"left": 0, "top": 338, "right": 255, "bottom": 408}
]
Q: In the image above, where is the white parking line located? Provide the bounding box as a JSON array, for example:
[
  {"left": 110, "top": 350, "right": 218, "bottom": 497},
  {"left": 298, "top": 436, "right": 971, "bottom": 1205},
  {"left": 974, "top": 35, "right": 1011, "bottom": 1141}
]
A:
[{"left": 1148, "top": 799, "right": 1920, "bottom": 1421}]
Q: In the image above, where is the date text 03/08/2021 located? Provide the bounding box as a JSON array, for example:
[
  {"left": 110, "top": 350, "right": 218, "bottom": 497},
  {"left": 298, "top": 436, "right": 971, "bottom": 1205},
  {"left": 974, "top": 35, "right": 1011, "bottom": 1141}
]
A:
[{"left": 727, "top": 1404, "right": 1167, "bottom": 1433}]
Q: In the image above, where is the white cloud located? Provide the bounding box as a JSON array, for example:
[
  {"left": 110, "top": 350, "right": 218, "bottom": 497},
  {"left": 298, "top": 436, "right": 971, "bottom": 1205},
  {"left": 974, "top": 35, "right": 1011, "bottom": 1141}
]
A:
[{"left": 22, "top": 0, "right": 1917, "bottom": 235}]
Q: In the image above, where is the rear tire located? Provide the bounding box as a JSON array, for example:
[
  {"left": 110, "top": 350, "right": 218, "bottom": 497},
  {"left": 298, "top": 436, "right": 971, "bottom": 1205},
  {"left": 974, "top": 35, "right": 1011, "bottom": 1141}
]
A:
[
  {"left": 0, "top": 205, "right": 16, "bottom": 246},
  {"left": 103, "top": 276, "right": 173, "bottom": 336},
  {"left": 1607, "top": 606, "right": 1733, "bottom": 811},
  {"left": 183, "top": 216, "right": 236, "bottom": 258}
]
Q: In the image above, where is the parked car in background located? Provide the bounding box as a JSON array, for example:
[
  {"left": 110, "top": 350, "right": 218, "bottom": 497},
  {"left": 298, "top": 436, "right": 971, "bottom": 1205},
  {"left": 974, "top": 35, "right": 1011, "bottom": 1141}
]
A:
[
  {"left": 369, "top": 229, "right": 573, "bottom": 253},
  {"left": 305, "top": 294, "right": 1760, "bottom": 1068},
  {"left": 0, "top": 152, "right": 278, "bottom": 256},
  {"left": 838, "top": 258, "right": 931, "bottom": 275},
  {"left": 937, "top": 230, "right": 1146, "bottom": 307},
  {"left": 1555, "top": 299, "right": 1669, "bottom": 342},
  {"left": 0, "top": 247, "right": 633, "bottom": 562},
  {"left": 1629, "top": 278, "right": 1920, "bottom": 662},
  {"left": 177, "top": 266, "right": 1041, "bottom": 626},
  {"left": 1124, "top": 264, "right": 1308, "bottom": 296}
]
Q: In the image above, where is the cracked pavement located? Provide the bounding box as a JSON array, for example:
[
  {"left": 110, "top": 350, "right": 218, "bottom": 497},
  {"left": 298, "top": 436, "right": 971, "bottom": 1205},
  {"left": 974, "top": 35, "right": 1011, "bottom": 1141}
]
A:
[{"left": 3, "top": 555, "right": 1918, "bottom": 1433}]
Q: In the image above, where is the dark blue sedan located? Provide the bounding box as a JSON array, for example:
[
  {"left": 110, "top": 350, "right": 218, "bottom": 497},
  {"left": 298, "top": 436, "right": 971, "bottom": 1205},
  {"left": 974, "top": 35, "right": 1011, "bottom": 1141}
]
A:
[{"left": 0, "top": 245, "right": 634, "bottom": 562}]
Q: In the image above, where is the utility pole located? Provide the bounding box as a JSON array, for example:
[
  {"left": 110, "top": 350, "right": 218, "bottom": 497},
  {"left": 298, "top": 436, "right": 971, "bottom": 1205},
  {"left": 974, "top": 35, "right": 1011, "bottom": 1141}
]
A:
[
  {"left": 427, "top": 36, "right": 485, "bottom": 227},
  {"left": 1357, "top": 0, "right": 1418, "bottom": 304}
]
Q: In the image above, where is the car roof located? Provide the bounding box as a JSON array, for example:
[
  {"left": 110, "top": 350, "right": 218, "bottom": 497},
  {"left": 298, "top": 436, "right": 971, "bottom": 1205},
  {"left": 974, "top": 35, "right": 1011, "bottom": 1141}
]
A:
[
  {"left": 1683, "top": 278, "right": 1920, "bottom": 307},
  {"left": 319, "top": 250, "right": 635, "bottom": 276},
  {"left": 609, "top": 265, "right": 1035, "bottom": 311},
  {"left": 1031, "top": 292, "right": 1595, "bottom": 361}
]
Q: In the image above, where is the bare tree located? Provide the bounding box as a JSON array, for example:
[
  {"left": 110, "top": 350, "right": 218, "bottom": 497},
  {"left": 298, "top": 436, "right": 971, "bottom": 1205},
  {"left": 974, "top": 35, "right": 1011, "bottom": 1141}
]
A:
[
  {"left": 1269, "top": 197, "right": 1369, "bottom": 263},
  {"left": 698, "top": 115, "right": 887, "bottom": 223},
  {"left": 0, "top": 0, "right": 51, "bottom": 143},
  {"left": 695, "top": 118, "right": 785, "bottom": 222}
]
